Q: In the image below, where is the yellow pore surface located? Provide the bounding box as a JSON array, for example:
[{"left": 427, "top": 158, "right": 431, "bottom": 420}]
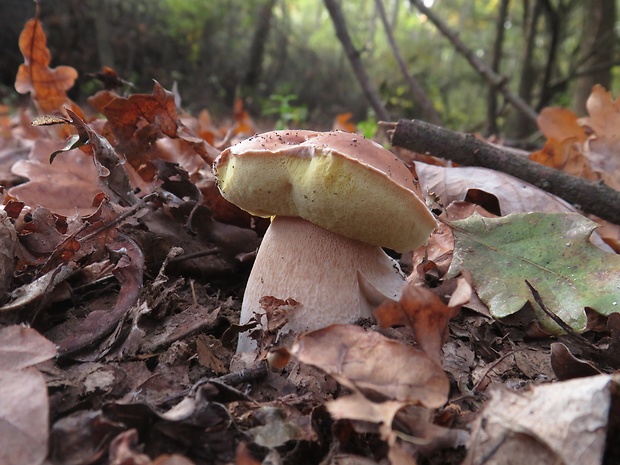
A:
[{"left": 215, "top": 149, "right": 435, "bottom": 252}]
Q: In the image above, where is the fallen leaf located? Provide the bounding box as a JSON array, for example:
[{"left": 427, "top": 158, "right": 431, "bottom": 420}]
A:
[
  {"left": 51, "top": 233, "right": 144, "bottom": 356},
  {"left": 0, "top": 326, "right": 57, "bottom": 465},
  {"left": 9, "top": 139, "right": 100, "bottom": 216},
  {"left": 580, "top": 84, "right": 620, "bottom": 190},
  {"left": 33, "top": 109, "right": 139, "bottom": 207},
  {"left": 465, "top": 374, "right": 618, "bottom": 465},
  {"left": 326, "top": 389, "right": 404, "bottom": 441},
  {"left": 0, "top": 212, "right": 17, "bottom": 301},
  {"left": 108, "top": 429, "right": 151, "bottom": 465},
  {"left": 446, "top": 212, "right": 620, "bottom": 333},
  {"left": 374, "top": 281, "right": 467, "bottom": 363},
  {"left": 0, "top": 325, "right": 57, "bottom": 370},
  {"left": 415, "top": 162, "right": 577, "bottom": 214},
  {"left": 100, "top": 82, "right": 210, "bottom": 182},
  {"left": 550, "top": 342, "right": 602, "bottom": 381},
  {"left": 290, "top": 324, "right": 449, "bottom": 408}
]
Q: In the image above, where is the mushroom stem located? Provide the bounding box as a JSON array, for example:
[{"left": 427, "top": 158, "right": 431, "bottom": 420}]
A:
[{"left": 238, "top": 216, "right": 407, "bottom": 352}]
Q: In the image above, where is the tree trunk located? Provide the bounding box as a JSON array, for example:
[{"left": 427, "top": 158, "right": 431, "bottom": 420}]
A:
[
  {"left": 323, "top": 0, "right": 390, "bottom": 121},
  {"left": 512, "top": 0, "right": 542, "bottom": 138},
  {"left": 487, "top": 0, "right": 510, "bottom": 135},
  {"left": 244, "top": 0, "right": 278, "bottom": 89},
  {"left": 374, "top": 0, "right": 441, "bottom": 125},
  {"left": 572, "top": 0, "right": 617, "bottom": 115}
]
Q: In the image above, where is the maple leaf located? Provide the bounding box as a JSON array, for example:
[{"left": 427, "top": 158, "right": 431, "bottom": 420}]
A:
[
  {"left": 14, "top": 16, "right": 83, "bottom": 118},
  {"left": 446, "top": 212, "right": 620, "bottom": 333}
]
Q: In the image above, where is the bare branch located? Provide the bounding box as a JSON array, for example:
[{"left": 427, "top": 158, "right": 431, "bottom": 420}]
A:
[
  {"left": 409, "top": 0, "right": 539, "bottom": 125},
  {"left": 375, "top": 0, "right": 441, "bottom": 125},
  {"left": 323, "top": 0, "right": 390, "bottom": 121}
]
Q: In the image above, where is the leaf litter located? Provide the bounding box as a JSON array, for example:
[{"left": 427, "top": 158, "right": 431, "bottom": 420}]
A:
[{"left": 1, "top": 8, "right": 620, "bottom": 465}]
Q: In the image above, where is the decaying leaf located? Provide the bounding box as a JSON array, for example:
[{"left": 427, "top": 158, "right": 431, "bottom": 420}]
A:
[
  {"left": 0, "top": 326, "right": 57, "bottom": 465},
  {"left": 10, "top": 139, "right": 100, "bottom": 215},
  {"left": 447, "top": 212, "right": 620, "bottom": 333},
  {"left": 99, "top": 82, "right": 212, "bottom": 182},
  {"left": 374, "top": 280, "right": 469, "bottom": 363},
  {"left": 290, "top": 324, "right": 449, "bottom": 408},
  {"left": 33, "top": 109, "right": 139, "bottom": 207},
  {"left": 465, "top": 374, "right": 619, "bottom": 465},
  {"left": 415, "top": 162, "right": 577, "bottom": 215}
]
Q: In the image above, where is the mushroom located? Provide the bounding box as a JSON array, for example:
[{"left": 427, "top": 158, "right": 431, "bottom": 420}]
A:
[{"left": 213, "top": 130, "right": 436, "bottom": 352}]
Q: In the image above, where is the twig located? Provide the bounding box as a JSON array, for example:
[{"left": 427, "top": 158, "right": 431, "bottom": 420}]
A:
[
  {"left": 210, "top": 361, "right": 269, "bottom": 386},
  {"left": 160, "top": 361, "right": 269, "bottom": 404},
  {"left": 525, "top": 280, "right": 599, "bottom": 352},
  {"left": 79, "top": 193, "right": 158, "bottom": 244},
  {"left": 323, "top": 0, "right": 390, "bottom": 121},
  {"left": 391, "top": 119, "right": 620, "bottom": 225},
  {"left": 472, "top": 347, "right": 538, "bottom": 392}
]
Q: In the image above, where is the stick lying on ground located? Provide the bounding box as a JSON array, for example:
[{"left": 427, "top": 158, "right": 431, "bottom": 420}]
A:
[{"left": 390, "top": 118, "right": 620, "bottom": 226}]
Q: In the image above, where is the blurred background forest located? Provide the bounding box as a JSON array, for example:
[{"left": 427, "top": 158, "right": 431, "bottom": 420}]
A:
[{"left": 0, "top": 0, "right": 618, "bottom": 141}]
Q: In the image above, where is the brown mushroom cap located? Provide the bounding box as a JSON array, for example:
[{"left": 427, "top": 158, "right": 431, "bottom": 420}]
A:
[{"left": 214, "top": 130, "right": 435, "bottom": 252}]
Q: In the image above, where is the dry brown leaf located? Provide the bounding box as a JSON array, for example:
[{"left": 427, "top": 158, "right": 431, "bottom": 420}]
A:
[
  {"left": 0, "top": 213, "right": 17, "bottom": 301},
  {"left": 326, "top": 390, "right": 405, "bottom": 440},
  {"left": 579, "top": 85, "right": 620, "bottom": 190},
  {"left": 530, "top": 107, "right": 598, "bottom": 181},
  {"left": 332, "top": 112, "right": 357, "bottom": 132},
  {"left": 14, "top": 17, "right": 82, "bottom": 119},
  {"left": 465, "top": 374, "right": 617, "bottom": 465},
  {"left": 415, "top": 162, "right": 577, "bottom": 214},
  {"left": 9, "top": 139, "right": 100, "bottom": 215},
  {"left": 374, "top": 281, "right": 466, "bottom": 363},
  {"left": 0, "top": 326, "right": 57, "bottom": 465},
  {"left": 290, "top": 324, "right": 449, "bottom": 408}
]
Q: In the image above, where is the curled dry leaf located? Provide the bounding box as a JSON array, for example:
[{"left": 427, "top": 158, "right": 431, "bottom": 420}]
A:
[
  {"left": 374, "top": 281, "right": 468, "bottom": 363},
  {"left": 415, "top": 162, "right": 577, "bottom": 215},
  {"left": 99, "top": 82, "right": 212, "bottom": 182},
  {"left": 290, "top": 324, "right": 449, "bottom": 408},
  {"left": 51, "top": 232, "right": 144, "bottom": 356}
]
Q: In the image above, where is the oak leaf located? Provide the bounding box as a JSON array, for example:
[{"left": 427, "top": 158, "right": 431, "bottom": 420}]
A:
[
  {"left": 14, "top": 17, "right": 82, "bottom": 118},
  {"left": 447, "top": 212, "right": 620, "bottom": 333}
]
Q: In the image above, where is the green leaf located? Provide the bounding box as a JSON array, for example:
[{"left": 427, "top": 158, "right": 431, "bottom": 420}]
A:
[{"left": 446, "top": 212, "right": 620, "bottom": 333}]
